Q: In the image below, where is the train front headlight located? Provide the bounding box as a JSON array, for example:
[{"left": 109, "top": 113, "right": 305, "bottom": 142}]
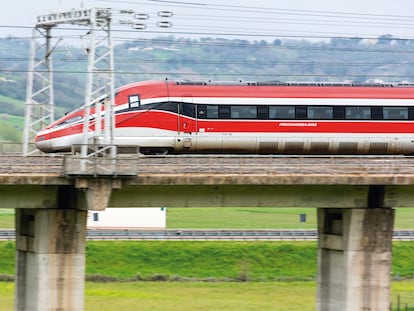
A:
[{"left": 35, "top": 135, "right": 52, "bottom": 152}]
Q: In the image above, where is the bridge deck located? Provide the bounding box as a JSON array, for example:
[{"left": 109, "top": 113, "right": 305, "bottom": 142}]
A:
[{"left": 1, "top": 155, "right": 414, "bottom": 185}]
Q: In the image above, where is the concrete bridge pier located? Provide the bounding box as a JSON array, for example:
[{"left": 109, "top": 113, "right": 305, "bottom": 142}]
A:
[
  {"left": 316, "top": 207, "right": 395, "bottom": 311},
  {"left": 14, "top": 187, "right": 87, "bottom": 311}
]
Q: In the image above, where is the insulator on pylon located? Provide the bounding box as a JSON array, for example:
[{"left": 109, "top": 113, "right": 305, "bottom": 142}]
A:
[
  {"left": 133, "top": 23, "right": 147, "bottom": 30},
  {"left": 134, "top": 13, "right": 150, "bottom": 20},
  {"left": 158, "top": 11, "right": 173, "bottom": 18},
  {"left": 157, "top": 21, "right": 172, "bottom": 28}
]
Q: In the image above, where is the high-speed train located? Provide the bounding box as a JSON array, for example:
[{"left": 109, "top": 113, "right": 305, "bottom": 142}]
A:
[{"left": 35, "top": 80, "right": 414, "bottom": 155}]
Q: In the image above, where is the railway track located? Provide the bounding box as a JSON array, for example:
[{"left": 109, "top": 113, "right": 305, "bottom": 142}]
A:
[
  {"left": 1, "top": 154, "right": 414, "bottom": 175},
  {"left": 1, "top": 229, "right": 413, "bottom": 241},
  {"left": 133, "top": 155, "right": 414, "bottom": 175},
  {"left": 0, "top": 155, "right": 63, "bottom": 173}
]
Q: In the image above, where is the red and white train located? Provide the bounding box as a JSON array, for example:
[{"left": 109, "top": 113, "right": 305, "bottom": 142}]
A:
[{"left": 35, "top": 80, "right": 414, "bottom": 155}]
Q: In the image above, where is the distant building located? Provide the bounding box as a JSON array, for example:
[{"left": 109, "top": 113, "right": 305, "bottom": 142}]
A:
[{"left": 87, "top": 207, "right": 166, "bottom": 229}]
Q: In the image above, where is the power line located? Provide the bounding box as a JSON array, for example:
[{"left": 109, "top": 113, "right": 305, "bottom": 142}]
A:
[
  {"left": 2, "top": 55, "right": 414, "bottom": 69},
  {"left": 172, "top": 14, "right": 414, "bottom": 30},
  {"left": 98, "top": 1, "right": 414, "bottom": 40},
  {"left": 2, "top": 68, "right": 414, "bottom": 78},
  {"left": 1, "top": 27, "right": 413, "bottom": 55},
  {"left": 0, "top": 5, "right": 412, "bottom": 82},
  {"left": 110, "top": 23, "right": 414, "bottom": 41},
  {"left": 102, "top": 0, "right": 414, "bottom": 21},
  {"left": 1, "top": 2, "right": 414, "bottom": 41}
]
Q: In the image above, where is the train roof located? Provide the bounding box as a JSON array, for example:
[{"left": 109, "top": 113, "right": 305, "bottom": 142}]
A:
[
  {"left": 114, "top": 79, "right": 414, "bottom": 100},
  {"left": 117, "top": 79, "right": 414, "bottom": 91},
  {"left": 175, "top": 80, "right": 414, "bottom": 88}
]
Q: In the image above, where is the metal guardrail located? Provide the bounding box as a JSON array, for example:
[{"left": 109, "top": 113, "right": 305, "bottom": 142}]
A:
[
  {"left": 0, "top": 230, "right": 15, "bottom": 240},
  {"left": 2, "top": 229, "right": 414, "bottom": 241},
  {"left": 86, "top": 229, "right": 318, "bottom": 241}
]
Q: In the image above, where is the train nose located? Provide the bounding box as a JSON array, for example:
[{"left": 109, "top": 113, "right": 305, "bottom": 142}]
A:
[{"left": 35, "top": 135, "right": 52, "bottom": 152}]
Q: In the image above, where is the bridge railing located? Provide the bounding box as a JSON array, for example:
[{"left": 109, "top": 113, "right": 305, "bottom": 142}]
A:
[{"left": 62, "top": 144, "right": 139, "bottom": 177}]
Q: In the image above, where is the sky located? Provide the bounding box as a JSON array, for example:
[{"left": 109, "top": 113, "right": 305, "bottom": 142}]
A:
[{"left": 2, "top": 0, "right": 414, "bottom": 41}]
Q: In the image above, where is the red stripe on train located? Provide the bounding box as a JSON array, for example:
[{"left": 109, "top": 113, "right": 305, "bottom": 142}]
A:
[{"left": 40, "top": 112, "right": 414, "bottom": 141}]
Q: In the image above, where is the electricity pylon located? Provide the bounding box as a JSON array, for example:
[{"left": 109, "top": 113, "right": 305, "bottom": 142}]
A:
[{"left": 23, "top": 8, "right": 115, "bottom": 156}]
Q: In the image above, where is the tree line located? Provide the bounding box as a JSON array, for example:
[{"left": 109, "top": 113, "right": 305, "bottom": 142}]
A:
[{"left": 0, "top": 34, "right": 413, "bottom": 115}]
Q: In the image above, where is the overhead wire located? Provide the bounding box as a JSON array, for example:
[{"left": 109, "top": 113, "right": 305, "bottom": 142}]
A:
[
  {"left": 2, "top": 68, "right": 414, "bottom": 79},
  {"left": 0, "top": 3, "right": 414, "bottom": 80},
  {"left": 1, "top": 47, "right": 414, "bottom": 69},
  {"left": 2, "top": 1, "right": 414, "bottom": 40},
  {"left": 3, "top": 25, "right": 414, "bottom": 55},
  {"left": 101, "top": 0, "right": 414, "bottom": 38},
  {"left": 102, "top": 0, "right": 414, "bottom": 21}
]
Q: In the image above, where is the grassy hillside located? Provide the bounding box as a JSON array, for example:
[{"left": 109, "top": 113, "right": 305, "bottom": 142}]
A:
[
  {"left": 0, "top": 95, "right": 23, "bottom": 115},
  {"left": 84, "top": 241, "right": 317, "bottom": 281},
  {"left": 0, "top": 115, "right": 23, "bottom": 143},
  {"left": 2, "top": 35, "right": 414, "bottom": 119},
  {"left": 1, "top": 241, "right": 414, "bottom": 281},
  {"left": 0, "top": 95, "right": 24, "bottom": 143},
  {"left": 0, "top": 94, "right": 67, "bottom": 144}
]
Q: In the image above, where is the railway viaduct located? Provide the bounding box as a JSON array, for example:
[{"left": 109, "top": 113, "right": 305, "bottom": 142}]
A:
[{"left": 1, "top": 154, "right": 413, "bottom": 311}]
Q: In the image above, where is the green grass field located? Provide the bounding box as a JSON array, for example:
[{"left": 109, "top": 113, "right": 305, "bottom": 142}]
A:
[
  {"left": 0, "top": 210, "right": 14, "bottom": 228},
  {"left": 0, "top": 281, "right": 413, "bottom": 311},
  {"left": 0, "top": 207, "right": 413, "bottom": 310},
  {"left": 0, "top": 282, "right": 318, "bottom": 311}
]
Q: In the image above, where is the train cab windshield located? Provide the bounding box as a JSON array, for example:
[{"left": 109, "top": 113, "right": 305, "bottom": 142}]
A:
[{"left": 52, "top": 115, "right": 83, "bottom": 128}]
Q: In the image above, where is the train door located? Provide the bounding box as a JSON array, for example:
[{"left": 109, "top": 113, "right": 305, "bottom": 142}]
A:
[{"left": 178, "top": 99, "right": 197, "bottom": 150}]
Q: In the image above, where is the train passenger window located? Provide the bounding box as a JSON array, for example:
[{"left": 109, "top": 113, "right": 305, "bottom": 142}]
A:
[
  {"left": 333, "top": 106, "right": 345, "bottom": 119},
  {"left": 230, "top": 106, "right": 257, "bottom": 119},
  {"left": 383, "top": 107, "right": 408, "bottom": 120},
  {"left": 218, "top": 106, "right": 230, "bottom": 119},
  {"left": 372, "top": 107, "right": 383, "bottom": 120},
  {"left": 307, "top": 106, "right": 333, "bottom": 119},
  {"left": 197, "top": 105, "right": 207, "bottom": 119},
  {"left": 296, "top": 106, "right": 307, "bottom": 119},
  {"left": 206, "top": 105, "right": 219, "bottom": 118},
  {"left": 179, "top": 103, "right": 195, "bottom": 118},
  {"left": 198, "top": 105, "right": 219, "bottom": 119},
  {"left": 257, "top": 106, "right": 268, "bottom": 119},
  {"left": 345, "top": 107, "right": 371, "bottom": 119},
  {"left": 128, "top": 95, "right": 140, "bottom": 109},
  {"left": 269, "top": 106, "right": 295, "bottom": 119}
]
